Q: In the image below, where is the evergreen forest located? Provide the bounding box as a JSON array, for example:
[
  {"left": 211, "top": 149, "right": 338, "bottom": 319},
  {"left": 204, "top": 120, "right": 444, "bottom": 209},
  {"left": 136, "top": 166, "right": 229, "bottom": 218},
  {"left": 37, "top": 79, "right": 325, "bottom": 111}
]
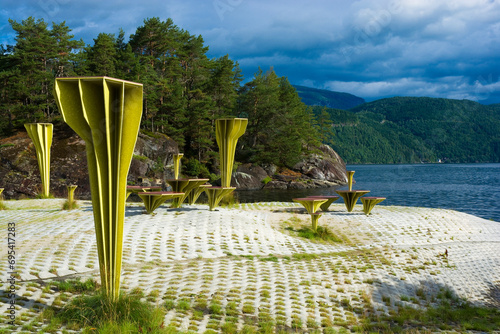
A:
[{"left": 0, "top": 17, "right": 329, "bottom": 173}]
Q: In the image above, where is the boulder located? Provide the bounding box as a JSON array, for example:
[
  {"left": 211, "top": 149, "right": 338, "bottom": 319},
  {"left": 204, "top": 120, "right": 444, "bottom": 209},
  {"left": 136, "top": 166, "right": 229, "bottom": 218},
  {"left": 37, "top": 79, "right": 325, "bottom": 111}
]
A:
[
  {"left": 231, "top": 163, "right": 269, "bottom": 190},
  {"left": 232, "top": 172, "right": 262, "bottom": 190},
  {"left": 293, "top": 144, "right": 347, "bottom": 184}
]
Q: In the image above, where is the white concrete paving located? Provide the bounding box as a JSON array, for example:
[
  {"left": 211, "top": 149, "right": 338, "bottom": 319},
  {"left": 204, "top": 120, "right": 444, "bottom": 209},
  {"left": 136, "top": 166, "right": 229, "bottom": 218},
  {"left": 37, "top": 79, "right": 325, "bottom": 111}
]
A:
[{"left": 0, "top": 199, "right": 499, "bottom": 332}]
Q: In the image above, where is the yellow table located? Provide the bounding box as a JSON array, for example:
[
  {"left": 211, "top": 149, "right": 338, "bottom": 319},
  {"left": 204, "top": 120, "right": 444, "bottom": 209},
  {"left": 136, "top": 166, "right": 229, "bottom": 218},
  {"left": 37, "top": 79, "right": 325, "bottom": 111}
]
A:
[
  {"left": 137, "top": 191, "right": 184, "bottom": 214},
  {"left": 203, "top": 186, "right": 235, "bottom": 211},
  {"left": 188, "top": 184, "right": 211, "bottom": 205},
  {"left": 360, "top": 196, "right": 386, "bottom": 215},
  {"left": 292, "top": 197, "right": 329, "bottom": 230},
  {"left": 335, "top": 190, "right": 370, "bottom": 212},
  {"left": 306, "top": 195, "right": 340, "bottom": 211},
  {"left": 126, "top": 186, "right": 161, "bottom": 200},
  {"left": 165, "top": 178, "right": 209, "bottom": 208}
]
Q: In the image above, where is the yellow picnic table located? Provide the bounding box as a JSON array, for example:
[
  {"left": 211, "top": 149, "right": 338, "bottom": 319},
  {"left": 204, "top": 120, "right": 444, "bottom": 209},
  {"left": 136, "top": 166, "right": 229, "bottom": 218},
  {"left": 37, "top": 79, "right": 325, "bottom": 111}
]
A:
[{"left": 335, "top": 190, "right": 370, "bottom": 212}]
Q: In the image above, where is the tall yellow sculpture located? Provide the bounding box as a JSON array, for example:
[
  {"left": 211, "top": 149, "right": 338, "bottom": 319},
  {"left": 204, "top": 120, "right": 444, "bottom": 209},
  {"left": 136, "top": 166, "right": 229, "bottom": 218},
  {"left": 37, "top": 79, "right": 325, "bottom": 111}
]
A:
[
  {"left": 24, "top": 123, "right": 53, "bottom": 198},
  {"left": 54, "top": 77, "right": 143, "bottom": 300},
  {"left": 216, "top": 118, "right": 247, "bottom": 188},
  {"left": 203, "top": 118, "right": 247, "bottom": 211}
]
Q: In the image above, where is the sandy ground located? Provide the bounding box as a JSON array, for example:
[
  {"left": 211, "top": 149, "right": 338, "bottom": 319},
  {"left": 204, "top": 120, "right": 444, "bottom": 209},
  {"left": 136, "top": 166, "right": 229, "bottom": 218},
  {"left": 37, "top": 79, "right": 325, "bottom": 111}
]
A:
[{"left": 0, "top": 199, "right": 499, "bottom": 332}]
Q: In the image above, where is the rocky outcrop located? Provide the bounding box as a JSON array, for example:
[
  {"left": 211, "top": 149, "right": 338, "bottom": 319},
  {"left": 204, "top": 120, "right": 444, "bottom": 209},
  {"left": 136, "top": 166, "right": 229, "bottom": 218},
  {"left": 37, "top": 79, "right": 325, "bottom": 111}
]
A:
[
  {"left": 0, "top": 124, "right": 347, "bottom": 199},
  {"left": 130, "top": 132, "right": 179, "bottom": 181},
  {"left": 231, "top": 144, "right": 348, "bottom": 190},
  {"left": 0, "top": 123, "right": 179, "bottom": 200},
  {"left": 293, "top": 144, "right": 348, "bottom": 183}
]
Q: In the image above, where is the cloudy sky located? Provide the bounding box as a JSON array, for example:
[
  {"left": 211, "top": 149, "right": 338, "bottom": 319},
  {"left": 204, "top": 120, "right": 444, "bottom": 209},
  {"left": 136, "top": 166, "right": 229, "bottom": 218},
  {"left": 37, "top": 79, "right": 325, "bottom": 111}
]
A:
[{"left": 1, "top": 0, "right": 499, "bottom": 103}]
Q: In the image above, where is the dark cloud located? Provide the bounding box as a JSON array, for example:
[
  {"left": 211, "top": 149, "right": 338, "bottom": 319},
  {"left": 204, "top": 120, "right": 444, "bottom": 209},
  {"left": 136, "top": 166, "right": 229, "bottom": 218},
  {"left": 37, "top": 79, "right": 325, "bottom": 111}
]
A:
[{"left": 1, "top": 0, "right": 500, "bottom": 103}]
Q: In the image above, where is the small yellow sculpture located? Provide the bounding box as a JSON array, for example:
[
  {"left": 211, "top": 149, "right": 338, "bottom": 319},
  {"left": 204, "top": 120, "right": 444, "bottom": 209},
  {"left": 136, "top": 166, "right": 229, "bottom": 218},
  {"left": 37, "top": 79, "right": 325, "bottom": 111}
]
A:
[
  {"left": 166, "top": 178, "right": 209, "bottom": 208},
  {"left": 173, "top": 153, "right": 183, "bottom": 179},
  {"left": 24, "top": 123, "right": 53, "bottom": 198},
  {"left": 347, "top": 170, "right": 355, "bottom": 191},
  {"left": 0, "top": 188, "right": 5, "bottom": 210},
  {"left": 63, "top": 184, "right": 79, "bottom": 210},
  {"left": 54, "top": 76, "right": 143, "bottom": 300},
  {"left": 188, "top": 184, "right": 211, "bottom": 205}
]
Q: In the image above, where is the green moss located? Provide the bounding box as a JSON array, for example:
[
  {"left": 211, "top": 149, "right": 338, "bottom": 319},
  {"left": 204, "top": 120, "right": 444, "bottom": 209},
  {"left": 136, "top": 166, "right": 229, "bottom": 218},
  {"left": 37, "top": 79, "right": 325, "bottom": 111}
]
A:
[
  {"left": 261, "top": 176, "right": 272, "bottom": 185},
  {"left": 132, "top": 154, "right": 148, "bottom": 162}
]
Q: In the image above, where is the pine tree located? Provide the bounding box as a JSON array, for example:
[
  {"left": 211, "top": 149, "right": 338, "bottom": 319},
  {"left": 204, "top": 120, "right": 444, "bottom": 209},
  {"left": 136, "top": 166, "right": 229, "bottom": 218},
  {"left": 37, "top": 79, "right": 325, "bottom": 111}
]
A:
[
  {"left": 86, "top": 33, "right": 118, "bottom": 76},
  {"left": 2, "top": 17, "right": 82, "bottom": 131}
]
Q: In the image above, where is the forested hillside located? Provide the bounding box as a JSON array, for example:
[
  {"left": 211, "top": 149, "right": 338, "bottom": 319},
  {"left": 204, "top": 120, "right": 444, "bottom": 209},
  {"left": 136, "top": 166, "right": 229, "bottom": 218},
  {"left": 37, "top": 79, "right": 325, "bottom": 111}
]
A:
[
  {"left": 293, "top": 85, "right": 365, "bottom": 110},
  {"left": 0, "top": 17, "right": 331, "bottom": 175},
  {"left": 314, "top": 97, "right": 500, "bottom": 164}
]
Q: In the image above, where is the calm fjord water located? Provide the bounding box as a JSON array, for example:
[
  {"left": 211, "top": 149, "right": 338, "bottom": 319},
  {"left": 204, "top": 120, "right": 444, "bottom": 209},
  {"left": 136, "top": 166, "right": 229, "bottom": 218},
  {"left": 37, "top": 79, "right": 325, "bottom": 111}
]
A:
[{"left": 235, "top": 163, "right": 500, "bottom": 222}]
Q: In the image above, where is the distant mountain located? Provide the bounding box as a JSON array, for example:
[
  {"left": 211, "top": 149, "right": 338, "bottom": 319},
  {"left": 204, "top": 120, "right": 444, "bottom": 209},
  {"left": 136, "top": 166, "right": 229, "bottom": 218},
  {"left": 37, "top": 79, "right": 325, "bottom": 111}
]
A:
[
  {"left": 293, "top": 85, "right": 365, "bottom": 110},
  {"left": 313, "top": 96, "right": 500, "bottom": 164}
]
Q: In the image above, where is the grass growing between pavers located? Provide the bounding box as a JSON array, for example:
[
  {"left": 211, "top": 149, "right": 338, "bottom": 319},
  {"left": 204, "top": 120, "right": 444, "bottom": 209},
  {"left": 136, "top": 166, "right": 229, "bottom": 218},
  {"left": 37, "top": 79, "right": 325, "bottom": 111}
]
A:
[
  {"left": 356, "top": 290, "right": 500, "bottom": 333},
  {"left": 2, "top": 255, "right": 500, "bottom": 333},
  {"left": 1, "top": 201, "right": 499, "bottom": 333}
]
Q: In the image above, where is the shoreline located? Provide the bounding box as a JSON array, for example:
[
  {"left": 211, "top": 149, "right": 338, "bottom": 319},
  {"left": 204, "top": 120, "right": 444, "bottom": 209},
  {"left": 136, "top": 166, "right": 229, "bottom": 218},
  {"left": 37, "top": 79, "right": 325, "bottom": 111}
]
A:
[{"left": 1, "top": 199, "right": 499, "bottom": 332}]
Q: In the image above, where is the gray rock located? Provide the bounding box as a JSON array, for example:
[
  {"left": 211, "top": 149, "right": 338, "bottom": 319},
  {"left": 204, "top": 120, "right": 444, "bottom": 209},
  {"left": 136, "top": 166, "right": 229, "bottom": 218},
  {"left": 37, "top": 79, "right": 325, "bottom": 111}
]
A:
[
  {"left": 263, "top": 181, "right": 288, "bottom": 190},
  {"left": 289, "top": 181, "right": 308, "bottom": 189},
  {"left": 232, "top": 171, "right": 263, "bottom": 190}
]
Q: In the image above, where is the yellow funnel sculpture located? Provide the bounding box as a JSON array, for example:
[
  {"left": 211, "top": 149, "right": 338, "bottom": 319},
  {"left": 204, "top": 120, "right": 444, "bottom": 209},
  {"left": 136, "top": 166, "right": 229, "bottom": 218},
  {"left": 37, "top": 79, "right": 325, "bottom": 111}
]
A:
[
  {"left": 54, "top": 76, "right": 143, "bottom": 300},
  {"left": 24, "top": 123, "right": 53, "bottom": 198},
  {"left": 216, "top": 118, "right": 247, "bottom": 188},
  {"left": 0, "top": 188, "right": 3, "bottom": 200},
  {"left": 68, "top": 185, "right": 77, "bottom": 203},
  {"left": 173, "top": 153, "right": 183, "bottom": 179},
  {"left": 306, "top": 196, "right": 340, "bottom": 211},
  {"left": 347, "top": 170, "right": 355, "bottom": 191}
]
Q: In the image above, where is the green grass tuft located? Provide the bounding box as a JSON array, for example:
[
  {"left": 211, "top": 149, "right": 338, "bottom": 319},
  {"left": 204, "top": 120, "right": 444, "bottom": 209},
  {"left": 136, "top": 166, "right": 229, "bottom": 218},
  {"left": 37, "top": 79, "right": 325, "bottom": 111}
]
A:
[
  {"left": 297, "top": 226, "right": 343, "bottom": 243},
  {"left": 55, "top": 290, "right": 167, "bottom": 333},
  {"left": 36, "top": 193, "right": 55, "bottom": 199},
  {"left": 62, "top": 200, "right": 79, "bottom": 210},
  {"left": 49, "top": 278, "right": 97, "bottom": 293}
]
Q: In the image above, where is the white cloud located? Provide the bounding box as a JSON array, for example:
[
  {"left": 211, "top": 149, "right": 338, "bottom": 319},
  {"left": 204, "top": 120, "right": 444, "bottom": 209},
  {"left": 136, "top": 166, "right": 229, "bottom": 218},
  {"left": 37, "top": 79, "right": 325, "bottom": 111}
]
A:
[{"left": 323, "top": 76, "right": 500, "bottom": 102}]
